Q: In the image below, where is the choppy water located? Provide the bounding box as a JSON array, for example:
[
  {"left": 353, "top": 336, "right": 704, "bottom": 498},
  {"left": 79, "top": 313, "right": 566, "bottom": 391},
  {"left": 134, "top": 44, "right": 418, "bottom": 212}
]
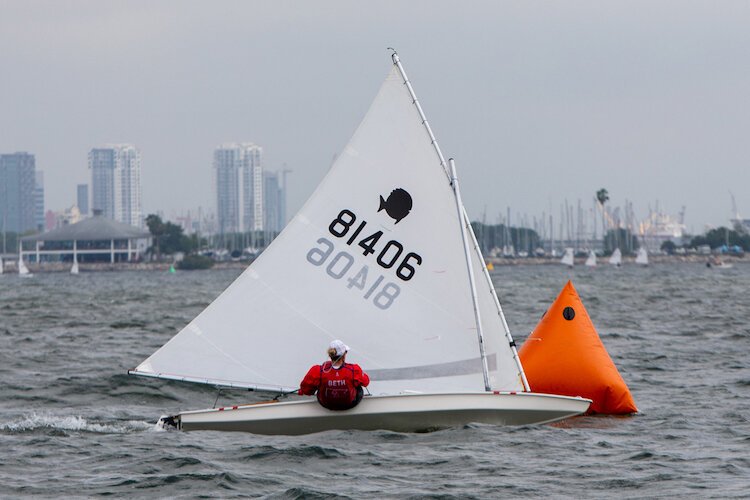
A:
[{"left": 1, "top": 263, "right": 748, "bottom": 498}]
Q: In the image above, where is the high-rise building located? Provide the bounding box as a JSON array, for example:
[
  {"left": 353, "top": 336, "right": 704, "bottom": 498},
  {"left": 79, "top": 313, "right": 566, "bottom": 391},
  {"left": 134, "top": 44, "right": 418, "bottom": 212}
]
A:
[
  {"left": 214, "top": 145, "right": 241, "bottom": 234},
  {"left": 90, "top": 148, "right": 116, "bottom": 219},
  {"left": 77, "top": 183, "right": 89, "bottom": 215},
  {"left": 0, "top": 152, "right": 37, "bottom": 233},
  {"left": 89, "top": 144, "right": 142, "bottom": 227},
  {"left": 263, "top": 171, "right": 283, "bottom": 234},
  {"left": 34, "top": 171, "right": 45, "bottom": 232},
  {"left": 214, "top": 143, "right": 263, "bottom": 234},
  {"left": 242, "top": 145, "right": 263, "bottom": 232},
  {"left": 115, "top": 145, "right": 141, "bottom": 227}
]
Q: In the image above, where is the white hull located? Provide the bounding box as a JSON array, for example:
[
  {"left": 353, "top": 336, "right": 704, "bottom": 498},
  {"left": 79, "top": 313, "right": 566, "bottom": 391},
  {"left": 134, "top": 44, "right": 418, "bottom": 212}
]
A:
[{"left": 171, "top": 392, "right": 591, "bottom": 435}]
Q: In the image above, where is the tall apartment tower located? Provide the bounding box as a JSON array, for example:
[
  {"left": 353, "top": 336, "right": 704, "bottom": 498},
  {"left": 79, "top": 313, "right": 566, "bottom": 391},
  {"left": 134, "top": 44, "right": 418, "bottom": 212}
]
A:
[
  {"left": 243, "top": 145, "right": 263, "bottom": 232},
  {"left": 262, "top": 171, "right": 283, "bottom": 234},
  {"left": 89, "top": 148, "right": 116, "bottom": 219},
  {"left": 77, "top": 184, "right": 89, "bottom": 215},
  {"left": 0, "top": 152, "right": 37, "bottom": 233},
  {"left": 89, "top": 144, "right": 142, "bottom": 227},
  {"left": 34, "top": 171, "right": 45, "bottom": 231},
  {"left": 214, "top": 145, "right": 241, "bottom": 234},
  {"left": 214, "top": 143, "right": 263, "bottom": 235}
]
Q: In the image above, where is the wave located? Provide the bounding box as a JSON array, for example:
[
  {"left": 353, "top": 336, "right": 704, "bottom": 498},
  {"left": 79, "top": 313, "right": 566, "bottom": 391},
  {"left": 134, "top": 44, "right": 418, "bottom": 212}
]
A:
[{"left": 0, "top": 413, "right": 157, "bottom": 434}]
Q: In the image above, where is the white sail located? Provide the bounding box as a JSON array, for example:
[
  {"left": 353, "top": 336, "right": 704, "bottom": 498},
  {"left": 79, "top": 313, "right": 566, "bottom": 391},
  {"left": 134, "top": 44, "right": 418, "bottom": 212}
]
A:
[
  {"left": 18, "top": 255, "right": 31, "bottom": 276},
  {"left": 132, "top": 64, "right": 525, "bottom": 395},
  {"left": 584, "top": 250, "right": 596, "bottom": 267},
  {"left": 71, "top": 259, "right": 80, "bottom": 275},
  {"left": 609, "top": 248, "right": 622, "bottom": 266},
  {"left": 635, "top": 247, "right": 648, "bottom": 265},
  {"left": 560, "top": 248, "right": 574, "bottom": 267},
  {"left": 0, "top": 256, "right": 3, "bottom": 275}
]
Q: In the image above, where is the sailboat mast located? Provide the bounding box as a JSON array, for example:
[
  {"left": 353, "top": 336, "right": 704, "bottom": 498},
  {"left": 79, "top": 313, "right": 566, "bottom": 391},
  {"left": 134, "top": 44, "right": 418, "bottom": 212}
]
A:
[
  {"left": 461, "top": 206, "right": 531, "bottom": 392},
  {"left": 450, "top": 159, "right": 491, "bottom": 391},
  {"left": 391, "top": 51, "right": 491, "bottom": 390},
  {"left": 390, "top": 51, "right": 451, "bottom": 182}
]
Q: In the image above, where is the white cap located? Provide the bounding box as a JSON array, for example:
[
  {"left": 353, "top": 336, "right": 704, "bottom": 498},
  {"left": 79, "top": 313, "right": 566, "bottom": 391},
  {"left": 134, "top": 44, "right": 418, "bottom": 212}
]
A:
[{"left": 329, "top": 340, "right": 350, "bottom": 357}]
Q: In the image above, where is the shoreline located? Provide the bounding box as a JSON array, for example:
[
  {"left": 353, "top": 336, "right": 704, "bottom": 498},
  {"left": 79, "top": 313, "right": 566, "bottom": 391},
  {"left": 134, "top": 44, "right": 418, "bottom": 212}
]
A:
[
  {"left": 4, "top": 261, "right": 252, "bottom": 273},
  {"left": 485, "top": 254, "right": 744, "bottom": 266},
  {"left": 4, "top": 254, "right": 743, "bottom": 273}
]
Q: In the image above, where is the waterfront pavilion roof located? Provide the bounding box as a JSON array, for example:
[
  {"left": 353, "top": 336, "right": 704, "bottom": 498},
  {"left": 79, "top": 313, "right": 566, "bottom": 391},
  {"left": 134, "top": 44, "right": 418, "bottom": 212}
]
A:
[{"left": 22, "top": 216, "right": 151, "bottom": 242}]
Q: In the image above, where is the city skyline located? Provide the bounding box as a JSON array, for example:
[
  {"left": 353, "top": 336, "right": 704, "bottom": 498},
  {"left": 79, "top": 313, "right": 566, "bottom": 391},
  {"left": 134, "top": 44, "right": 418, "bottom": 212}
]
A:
[
  {"left": 0, "top": 142, "right": 737, "bottom": 242},
  {"left": 1, "top": 2, "right": 749, "bottom": 232}
]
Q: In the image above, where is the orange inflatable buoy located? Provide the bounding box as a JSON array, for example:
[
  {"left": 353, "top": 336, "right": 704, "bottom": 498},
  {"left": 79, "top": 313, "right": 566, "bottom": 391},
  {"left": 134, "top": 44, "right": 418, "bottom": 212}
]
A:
[{"left": 518, "top": 280, "right": 637, "bottom": 415}]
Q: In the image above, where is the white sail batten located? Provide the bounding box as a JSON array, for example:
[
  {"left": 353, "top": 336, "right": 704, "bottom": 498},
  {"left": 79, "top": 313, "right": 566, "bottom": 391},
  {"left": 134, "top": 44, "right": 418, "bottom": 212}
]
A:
[{"left": 131, "top": 58, "right": 525, "bottom": 394}]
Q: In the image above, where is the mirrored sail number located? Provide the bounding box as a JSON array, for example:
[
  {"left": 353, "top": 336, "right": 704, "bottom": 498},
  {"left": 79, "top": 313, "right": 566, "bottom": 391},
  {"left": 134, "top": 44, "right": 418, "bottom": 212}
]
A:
[
  {"left": 328, "top": 209, "right": 422, "bottom": 281},
  {"left": 307, "top": 237, "right": 400, "bottom": 310}
]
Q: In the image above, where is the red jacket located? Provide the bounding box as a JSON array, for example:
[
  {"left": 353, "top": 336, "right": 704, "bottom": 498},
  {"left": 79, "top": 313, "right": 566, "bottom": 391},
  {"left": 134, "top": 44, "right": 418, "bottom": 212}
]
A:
[{"left": 299, "top": 361, "right": 370, "bottom": 410}]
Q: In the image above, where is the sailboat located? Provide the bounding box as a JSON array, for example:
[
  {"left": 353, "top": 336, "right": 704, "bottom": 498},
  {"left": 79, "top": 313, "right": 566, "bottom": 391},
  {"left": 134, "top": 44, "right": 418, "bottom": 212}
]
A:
[
  {"left": 707, "top": 256, "right": 732, "bottom": 269},
  {"left": 71, "top": 258, "right": 80, "bottom": 275},
  {"left": 635, "top": 247, "right": 648, "bottom": 266},
  {"left": 584, "top": 250, "right": 597, "bottom": 267},
  {"left": 18, "top": 251, "right": 33, "bottom": 277},
  {"left": 560, "top": 248, "right": 574, "bottom": 268},
  {"left": 129, "top": 53, "right": 590, "bottom": 435},
  {"left": 0, "top": 256, "right": 4, "bottom": 275},
  {"left": 609, "top": 248, "right": 622, "bottom": 267}
]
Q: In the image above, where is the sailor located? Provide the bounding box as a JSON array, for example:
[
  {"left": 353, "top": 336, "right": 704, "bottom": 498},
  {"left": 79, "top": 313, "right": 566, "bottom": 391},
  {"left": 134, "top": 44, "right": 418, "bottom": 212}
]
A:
[{"left": 299, "top": 340, "right": 370, "bottom": 411}]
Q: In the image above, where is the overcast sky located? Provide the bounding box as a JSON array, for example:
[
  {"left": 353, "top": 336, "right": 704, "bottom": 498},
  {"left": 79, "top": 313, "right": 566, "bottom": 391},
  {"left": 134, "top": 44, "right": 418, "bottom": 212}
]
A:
[{"left": 2, "top": 1, "right": 748, "bottom": 233}]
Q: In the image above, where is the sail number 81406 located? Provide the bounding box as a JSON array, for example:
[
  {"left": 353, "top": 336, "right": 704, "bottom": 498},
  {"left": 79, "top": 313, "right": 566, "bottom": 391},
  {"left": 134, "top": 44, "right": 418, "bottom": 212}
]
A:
[{"left": 328, "top": 209, "right": 422, "bottom": 281}]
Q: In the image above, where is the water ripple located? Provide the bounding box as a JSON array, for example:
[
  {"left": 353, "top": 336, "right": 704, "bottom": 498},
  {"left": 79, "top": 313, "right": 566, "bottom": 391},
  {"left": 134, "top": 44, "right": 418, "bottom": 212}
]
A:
[{"left": 0, "top": 265, "right": 748, "bottom": 497}]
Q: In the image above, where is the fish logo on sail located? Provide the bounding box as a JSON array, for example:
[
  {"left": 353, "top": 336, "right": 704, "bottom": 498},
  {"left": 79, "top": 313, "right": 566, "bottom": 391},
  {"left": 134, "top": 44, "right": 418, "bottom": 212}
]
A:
[{"left": 378, "top": 188, "right": 412, "bottom": 224}]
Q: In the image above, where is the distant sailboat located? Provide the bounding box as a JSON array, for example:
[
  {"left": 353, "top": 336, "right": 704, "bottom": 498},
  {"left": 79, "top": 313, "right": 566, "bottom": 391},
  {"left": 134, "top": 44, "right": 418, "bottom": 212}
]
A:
[
  {"left": 635, "top": 247, "right": 648, "bottom": 266},
  {"left": 71, "top": 258, "right": 80, "bottom": 275},
  {"left": 609, "top": 248, "right": 622, "bottom": 267},
  {"left": 18, "top": 255, "right": 32, "bottom": 277},
  {"left": 707, "top": 256, "right": 733, "bottom": 269},
  {"left": 0, "top": 256, "right": 4, "bottom": 275},
  {"left": 584, "top": 250, "right": 597, "bottom": 267},
  {"left": 560, "top": 248, "right": 574, "bottom": 268}
]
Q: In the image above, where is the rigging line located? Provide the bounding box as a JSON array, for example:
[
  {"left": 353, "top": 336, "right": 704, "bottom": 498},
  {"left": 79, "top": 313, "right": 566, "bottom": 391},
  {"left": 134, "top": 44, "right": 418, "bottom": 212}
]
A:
[
  {"left": 461, "top": 205, "right": 530, "bottom": 392},
  {"left": 450, "top": 159, "right": 490, "bottom": 392},
  {"left": 273, "top": 388, "right": 301, "bottom": 401}
]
